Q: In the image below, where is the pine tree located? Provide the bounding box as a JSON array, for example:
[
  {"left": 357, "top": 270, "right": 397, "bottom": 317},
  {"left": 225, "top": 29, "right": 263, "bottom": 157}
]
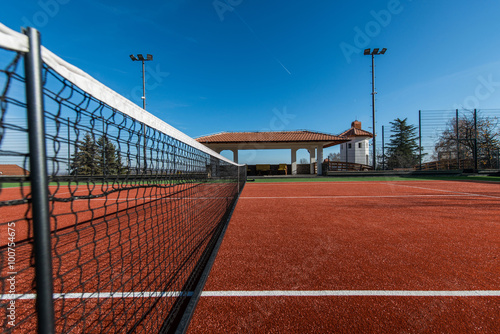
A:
[
  {"left": 70, "top": 133, "right": 98, "bottom": 175},
  {"left": 386, "top": 118, "right": 421, "bottom": 169},
  {"left": 70, "top": 133, "right": 125, "bottom": 175},
  {"left": 96, "top": 135, "right": 126, "bottom": 175}
]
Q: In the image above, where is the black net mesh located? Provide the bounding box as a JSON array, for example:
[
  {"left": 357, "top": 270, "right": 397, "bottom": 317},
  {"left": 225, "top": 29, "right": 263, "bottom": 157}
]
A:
[{"left": 1, "top": 36, "right": 245, "bottom": 333}]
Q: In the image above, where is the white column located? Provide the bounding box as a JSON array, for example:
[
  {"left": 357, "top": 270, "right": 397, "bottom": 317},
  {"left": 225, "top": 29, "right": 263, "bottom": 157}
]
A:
[
  {"left": 291, "top": 148, "right": 297, "bottom": 175},
  {"left": 309, "top": 147, "right": 316, "bottom": 174},
  {"left": 317, "top": 145, "right": 323, "bottom": 176},
  {"left": 232, "top": 149, "right": 238, "bottom": 163}
]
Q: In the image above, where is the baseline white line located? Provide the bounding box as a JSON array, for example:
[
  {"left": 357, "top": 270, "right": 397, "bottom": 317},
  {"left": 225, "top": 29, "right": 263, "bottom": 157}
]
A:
[
  {"left": 200, "top": 290, "right": 500, "bottom": 297},
  {"left": 3, "top": 290, "right": 499, "bottom": 300}
]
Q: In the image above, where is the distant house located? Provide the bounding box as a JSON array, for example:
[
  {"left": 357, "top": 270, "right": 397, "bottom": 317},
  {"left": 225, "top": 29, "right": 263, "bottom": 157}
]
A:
[
  {"left": 338, "top": 120, "right": 373, "bottom": 165},
  {"left": 0, "top": 164, "right": 30, "bottom": 176}
]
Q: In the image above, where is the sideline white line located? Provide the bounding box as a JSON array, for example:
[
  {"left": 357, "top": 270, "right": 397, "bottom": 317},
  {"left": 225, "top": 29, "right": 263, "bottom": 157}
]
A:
[
  {"left": 3, "top": 290, "right": 499, "bottom": 300},
  {"left": 1, "top": 291, "right": 193, "bottom": 300},
  {"left": 246, "top": 181, "right": 462, "bottom": 186},
  {"left": 384, "top": 183, "right": 500, "bottom": 199},
  {"left": 74, "top": 197, "right": 230, "bottom": 201},
  {"left": 240, "top": 194, "right": 472, "bottom": 199}
]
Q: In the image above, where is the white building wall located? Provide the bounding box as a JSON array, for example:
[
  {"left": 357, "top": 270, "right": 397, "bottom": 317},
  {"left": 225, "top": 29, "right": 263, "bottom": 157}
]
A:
[{"left": 340, "top": 137, "right": 370, "bottom": 165}]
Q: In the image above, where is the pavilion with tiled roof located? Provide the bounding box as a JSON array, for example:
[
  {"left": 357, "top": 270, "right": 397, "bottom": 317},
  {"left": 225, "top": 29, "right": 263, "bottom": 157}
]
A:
[
  {"left": 196, "top": 120, "right": 373, "bottom": 175},
  {"left": 196, "top": 130, "right": 349, "bottom": 175}
]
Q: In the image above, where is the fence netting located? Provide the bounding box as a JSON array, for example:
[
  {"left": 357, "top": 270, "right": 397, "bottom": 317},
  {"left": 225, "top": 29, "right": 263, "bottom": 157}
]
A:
[
  {"left": 376, "top": 110, "right": 500, "bottom": 171},
  {"left": 419, "top": 109, "right": 500, "bottom": 171}
]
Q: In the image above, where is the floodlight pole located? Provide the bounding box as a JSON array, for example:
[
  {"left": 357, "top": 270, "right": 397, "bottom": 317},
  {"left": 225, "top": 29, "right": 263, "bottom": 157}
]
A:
[
  {"left": 130, "top": 54, "right": 153, "bottom": 109},
  {"left": 130, "top": 54, "right": 153, "bottom": 172},
  {"left": 141, "top": 59, "right": 146, "bottom": 109},
  {"left": 371, "top": 53, "right": 375, "bottom": 169},
  {"left": 364, "top": 48, "right": 387, "bottom": 170}
]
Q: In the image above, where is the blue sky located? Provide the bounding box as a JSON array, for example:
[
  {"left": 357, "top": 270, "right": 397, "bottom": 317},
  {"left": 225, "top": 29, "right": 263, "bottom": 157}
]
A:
[{"left": 2, "top": 0, "right": 500, "bottom": 163}]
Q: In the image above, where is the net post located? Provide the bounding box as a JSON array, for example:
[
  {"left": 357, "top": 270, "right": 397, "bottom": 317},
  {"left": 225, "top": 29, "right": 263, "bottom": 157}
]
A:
[
  {"left": 418, "top": 110, "right": 422, "bottom": 170},
  {"left": 456, "top": 109, "right": 459, "bottom": 169},
  {"left": 474, "top": 109, "right": 478, "bottom": 171},
  {"left": 23, "top": 26, "right": 55, "bottom": 334},
  {"left": 381, "top": 125, "right": 385, "bottom": 170},
  {"left": 497, "top": 147, "right": 500, "bottom": 170},
  {"left": 68, "top": 117, "right": 71, "bottom": 175}
]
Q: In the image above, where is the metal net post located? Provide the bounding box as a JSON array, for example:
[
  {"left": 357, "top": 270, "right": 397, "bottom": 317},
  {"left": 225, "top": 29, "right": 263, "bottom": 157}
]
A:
[{"left": 23, "top": 27, "right": 55, "bottom": 334}]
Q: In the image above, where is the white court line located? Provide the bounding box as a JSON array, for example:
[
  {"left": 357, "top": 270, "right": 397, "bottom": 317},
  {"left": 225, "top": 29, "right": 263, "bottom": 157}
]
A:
[
  {"left": 3, "top": 290, "right": 499, "bottom": 300},
  {"left": 75, "top": 197, "right": 230, "bottom": 201},
  {"left": 1, "top": 291, "right": 192, "bottom": 300},
  {"left": 200, "top": 290, "right": 500, "bottom": 297},
  {"left": 239, "top": 194, "right": 473, "bottom": 199},
  {"left": 247, "top": 181, "right": 462, "bottom": 185},
  {"left": 384, "top": 182, "right": 500, "bottom": 199}
]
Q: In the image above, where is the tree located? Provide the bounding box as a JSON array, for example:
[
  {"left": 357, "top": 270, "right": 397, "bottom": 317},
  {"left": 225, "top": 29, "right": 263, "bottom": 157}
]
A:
[
  {"left": 434, "top": 110, "right": 499, "bottom": 169},
  {"left": 70, "top": 133, "right": 98, "bottom": 175},
  {"left": 386, "top": 118, "right": 421, "bottom": 169},
  {"left": 299, "top": 158, "right": 308, "bottom": 164},
  {"left": 328, "top": 152, "right": 342, "bottom": 161},
  {"left": 71, "top": 133, "right": 125, "bottom": 175},
  {"left": 96, "top": 135, "right": 126, "bottom": 175}
]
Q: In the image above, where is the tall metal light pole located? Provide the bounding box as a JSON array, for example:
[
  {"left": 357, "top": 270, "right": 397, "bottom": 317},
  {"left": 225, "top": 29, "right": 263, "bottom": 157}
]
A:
[
  {"left": 364, "top": 48, "right": 387, "bottom": 170},
  {"left": 130, "top": 54, "right": 153, "bottom": 172},
  {"left": 130, "top": 54, "right": 153, "bottom": 109}
]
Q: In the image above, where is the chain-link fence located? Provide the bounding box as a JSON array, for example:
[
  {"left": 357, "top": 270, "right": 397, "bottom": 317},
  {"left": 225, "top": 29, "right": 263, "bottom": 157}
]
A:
[
  {"left": 377, "top": 109, "right": 500, "bottom": 171},
  {"left": 419, "top": 109, "right": 500, "bottom": 171}
]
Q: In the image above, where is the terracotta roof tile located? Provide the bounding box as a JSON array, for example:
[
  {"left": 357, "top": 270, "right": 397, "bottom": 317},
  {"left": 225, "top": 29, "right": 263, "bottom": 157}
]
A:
[
  {"left": 0, "top": 164, "right": 30, "bottom": 176},
  {"left": 196, "top": 131, "right": 348, "bottom": 145},
  {"left": 339, "top": 127, "right": 373, "bottom": 138}
]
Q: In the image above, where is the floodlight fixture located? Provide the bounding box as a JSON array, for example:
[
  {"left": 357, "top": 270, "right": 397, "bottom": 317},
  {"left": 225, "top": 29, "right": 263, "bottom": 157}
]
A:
[{"left": 363, "top": 49, "right": 370, "bottom": 55}]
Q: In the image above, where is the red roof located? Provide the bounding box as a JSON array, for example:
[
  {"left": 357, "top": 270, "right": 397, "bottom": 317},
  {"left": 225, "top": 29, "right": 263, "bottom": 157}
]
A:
[
  {"left": 0, "top": 164, "right": 30, "bottom": 176},
  {"left": 339, "top": 121, "right": 373, "bottom": 138},
  {"left": 196, "top": 131, "right": 349, "bottom": 147},
  {"left": 339, "top": 127, "right": 373, "bottom": 138}
]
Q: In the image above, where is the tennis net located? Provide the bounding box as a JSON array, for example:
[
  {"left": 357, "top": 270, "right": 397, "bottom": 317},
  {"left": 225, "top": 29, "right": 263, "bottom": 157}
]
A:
[{"left": 0, "top": 23, "right": 245, "bottom": 333}]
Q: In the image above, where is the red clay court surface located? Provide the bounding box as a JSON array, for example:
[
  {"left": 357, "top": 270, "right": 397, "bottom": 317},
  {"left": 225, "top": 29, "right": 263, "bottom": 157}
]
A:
[
  {"left": 188, "top": 180, "right": 500, "bottom": 333},
  {"left": 1, "top": 182, "right": 239, "bottom": 332}
]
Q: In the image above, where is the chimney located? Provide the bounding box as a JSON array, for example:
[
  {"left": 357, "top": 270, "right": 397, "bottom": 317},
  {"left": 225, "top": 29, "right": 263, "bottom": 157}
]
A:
[{"left": 351, "top": 120, "right": 361, "bottom": 129}]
